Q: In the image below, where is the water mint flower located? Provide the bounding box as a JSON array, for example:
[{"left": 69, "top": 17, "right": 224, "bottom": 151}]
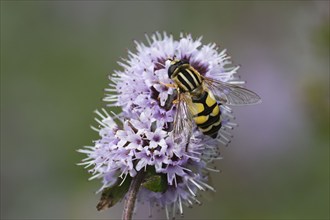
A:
[{"left": 78, "top": 32, "right": 244, "bottom": 219}]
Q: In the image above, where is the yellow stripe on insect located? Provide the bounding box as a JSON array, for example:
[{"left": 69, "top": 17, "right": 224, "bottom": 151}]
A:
[
  {"left": 176, "top": 80, "right": 189, "bottom": 92},
  {"left": 199, "top": 119, "right": 222, "bottom": 133},
  {"left": 180, "top": 74, "right": 194, "bottom": 91},
  {"left": 211, "top": 105, "right": 220, "bottom": 116},
  {"left": 186, "top": 68, "right": 199, "bottom": 87},
  {"left": 194, "top": 115, "right": 209, "bottom": 125},
  {"left": 193, "top": 103, "right": 205, "bottom": 115},
  {"left": 205, "top": 91, "right": 217, "bottom": 107}
]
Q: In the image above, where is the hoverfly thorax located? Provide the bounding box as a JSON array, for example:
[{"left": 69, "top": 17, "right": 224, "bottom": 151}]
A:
[{"left": 167, "top": 59, "right": 203, "bottom": 93}]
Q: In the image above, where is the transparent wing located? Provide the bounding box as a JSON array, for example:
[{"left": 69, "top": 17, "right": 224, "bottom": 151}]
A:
[
  {"left": 203, "top": 76, "right": 261, "bottom": 106},
  {"left": 172, "top": 91, "right": 194, "bottom": 143}
]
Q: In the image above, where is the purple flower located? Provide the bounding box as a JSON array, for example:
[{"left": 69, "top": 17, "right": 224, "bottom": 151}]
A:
[{"left": 78, "top": 32, "right": 245, "bottom": 218}]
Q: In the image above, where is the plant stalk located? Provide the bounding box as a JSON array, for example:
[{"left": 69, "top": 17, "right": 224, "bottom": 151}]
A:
[{"left": 122, "top": 171, "right": 145, "bottom": 220}]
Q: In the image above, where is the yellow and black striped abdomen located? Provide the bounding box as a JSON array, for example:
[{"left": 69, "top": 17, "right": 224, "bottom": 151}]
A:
[{"left": 190, "top": 90, "right": 222, "bottom": 138}]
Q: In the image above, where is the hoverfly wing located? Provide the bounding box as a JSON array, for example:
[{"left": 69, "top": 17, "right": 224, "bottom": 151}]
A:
[
  {"left": 203, "top": 77, "right": 261, "bottom": 106},
  {"left": 172, "top": 92, "right": 194, "bottom": 143}
]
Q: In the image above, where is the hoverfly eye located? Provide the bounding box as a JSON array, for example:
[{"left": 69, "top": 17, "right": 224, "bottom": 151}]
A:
[
  {"left": 181, "top": 60, "right": 189, "bottom": 65},
  {"left": 168, "top": 64, "right": 176, "bottom": 79},
  {"left": 170, "top": 60, "right": 177, "bottom": 65}
]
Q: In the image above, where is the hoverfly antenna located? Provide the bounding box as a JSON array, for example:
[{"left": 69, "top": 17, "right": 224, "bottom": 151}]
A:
[
  {"left": 155, "top": 60, "right": 166, "bottom": 68},
  {"left": 166, "top": 55, "right": 177, "bottom": 61},
  {"left": 166, "top": 57, "right": 173, "bottom": 61}
]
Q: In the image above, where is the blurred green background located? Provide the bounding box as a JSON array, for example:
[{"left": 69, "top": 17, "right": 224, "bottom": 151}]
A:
[{"left": 1, "top": 1, "right": 329, "bottom": 219}]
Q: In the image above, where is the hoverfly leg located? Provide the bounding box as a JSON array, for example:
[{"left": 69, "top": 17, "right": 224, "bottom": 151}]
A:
[
  {"left": 158, "top": 81, "right": 177, "bottom": 88},
  {"left": 158, "top": 81, "right": 180, "bottom": 104},
  {"left": 172, "top": 98, "right": 180, "bottom": 104}
]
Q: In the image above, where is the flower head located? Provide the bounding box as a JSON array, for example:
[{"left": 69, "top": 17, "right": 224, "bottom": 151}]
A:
[{"left": 78, "top": 32, "right": 245, "bottom": 218}]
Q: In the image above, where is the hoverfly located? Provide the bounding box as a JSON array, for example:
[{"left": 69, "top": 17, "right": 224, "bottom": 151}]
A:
[{"left": 166, "top": 59, "right": 261, "bottom": 141}]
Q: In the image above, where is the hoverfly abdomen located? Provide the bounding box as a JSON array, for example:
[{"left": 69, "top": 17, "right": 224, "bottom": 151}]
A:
[{"left": 191, "top": 90, "right": 222, "bottom": 138}]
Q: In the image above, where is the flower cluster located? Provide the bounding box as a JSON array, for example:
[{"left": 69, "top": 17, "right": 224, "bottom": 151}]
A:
[{"left": 78, "top": 32, "right": 240, "bottom": 218}]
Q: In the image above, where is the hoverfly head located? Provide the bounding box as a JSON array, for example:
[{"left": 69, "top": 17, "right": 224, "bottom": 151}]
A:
[{"left": 167, "top": 57, "right": 189, "bottom": 79}]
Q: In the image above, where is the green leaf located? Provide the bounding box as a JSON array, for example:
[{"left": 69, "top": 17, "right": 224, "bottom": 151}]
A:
[
  {"left": 96, "top": 176, "right": 132, "bottom": 211},
  {"left": 142, "top": 173, "right": 167, "bottom": 193}
]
